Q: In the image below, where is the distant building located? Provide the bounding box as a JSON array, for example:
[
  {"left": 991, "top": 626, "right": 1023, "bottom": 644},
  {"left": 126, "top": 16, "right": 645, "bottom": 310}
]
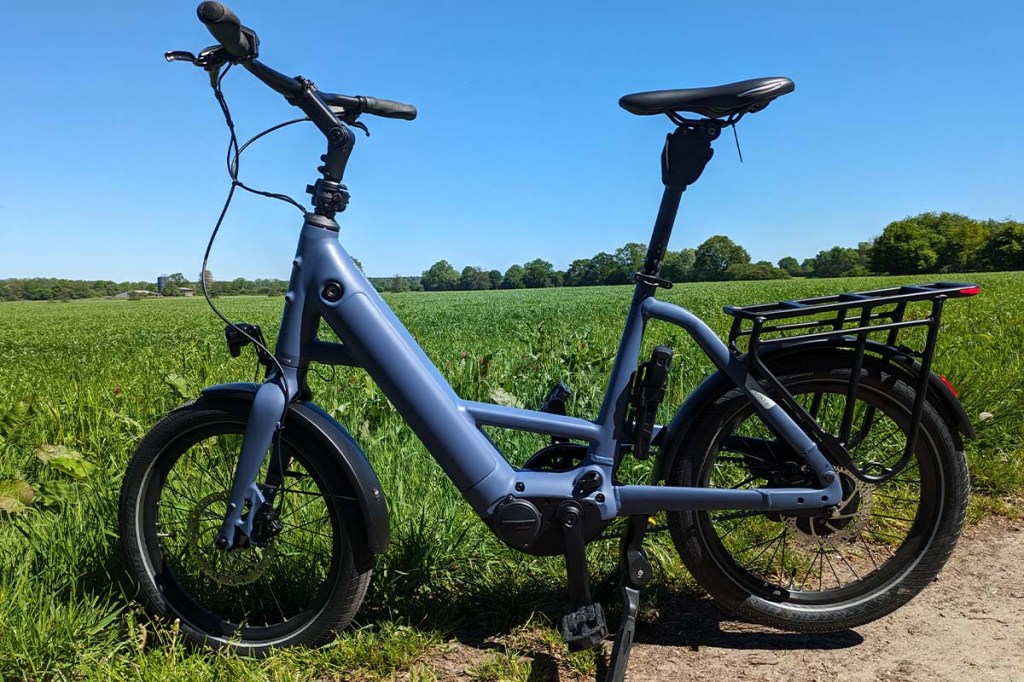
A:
[
  {"left": 157, "top": 275, "right": 169, "bottom": 295},
  {"left": 179, "top": 287, "right": 195, "bottom": 297}
]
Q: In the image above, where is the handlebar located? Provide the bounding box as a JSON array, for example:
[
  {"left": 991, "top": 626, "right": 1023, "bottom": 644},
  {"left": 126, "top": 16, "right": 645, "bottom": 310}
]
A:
[
  {"left": 193, "top": 1, "right": 416, "bottom": 121},
  {"left": 322, "top": 94, "right": 418, "bottom": 121},
  {"left": 196, "top": 2, "right": 256, "bottom": 60}
]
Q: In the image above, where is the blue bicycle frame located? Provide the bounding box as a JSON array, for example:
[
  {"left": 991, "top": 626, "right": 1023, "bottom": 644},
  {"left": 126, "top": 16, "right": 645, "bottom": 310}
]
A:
[{"left": 214, "top": 206, "right": 843, "bottom": 548}]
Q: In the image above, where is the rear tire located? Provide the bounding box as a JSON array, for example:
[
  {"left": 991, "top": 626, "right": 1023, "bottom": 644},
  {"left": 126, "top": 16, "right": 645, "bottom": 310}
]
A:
[
  {"left": 119, "top": 401, "right": 372, "bottom": 654},
  {"left": 666, "top": 356, "right": 968, "bottom": 632}
]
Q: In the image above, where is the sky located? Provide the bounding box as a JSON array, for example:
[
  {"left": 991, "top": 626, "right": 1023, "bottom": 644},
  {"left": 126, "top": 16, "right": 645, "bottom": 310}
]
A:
[{"left": 0, "top": 1, "right": 1021, "bottom": 281}]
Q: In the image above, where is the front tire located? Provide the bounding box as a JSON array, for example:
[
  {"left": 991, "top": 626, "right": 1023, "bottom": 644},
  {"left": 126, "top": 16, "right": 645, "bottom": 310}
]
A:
[
  {"left": 119, "top": 400, "right": 372, "bottom": 654},
  {"left": 666, "top": 356, "right": 969, "bottom": 632}
]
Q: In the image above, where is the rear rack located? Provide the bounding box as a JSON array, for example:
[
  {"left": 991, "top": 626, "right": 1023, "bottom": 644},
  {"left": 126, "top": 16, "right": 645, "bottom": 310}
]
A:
[
  {"left": 725, "top": 281, "right": 980, "bottom": 352},
  {"left": 723, "top": 281, "right": 980, "bottom": 484}
]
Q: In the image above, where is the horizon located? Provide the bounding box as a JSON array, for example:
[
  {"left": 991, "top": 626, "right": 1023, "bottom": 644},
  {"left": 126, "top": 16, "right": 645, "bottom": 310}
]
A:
[
  {"left": 1, "top": 2, "right": 1021, "bottom": 281},
  {"left": 0, "top": 208, "right": 1012, "bottom": 283}
]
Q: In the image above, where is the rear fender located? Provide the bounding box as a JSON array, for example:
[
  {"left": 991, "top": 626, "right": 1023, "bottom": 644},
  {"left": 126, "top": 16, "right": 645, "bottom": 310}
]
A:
[
  {"left": 653, "top": 340, "right": 974, "bottom": 483},
  {"left": 200, "top": 382, "right": 389, "bottom": 569}
]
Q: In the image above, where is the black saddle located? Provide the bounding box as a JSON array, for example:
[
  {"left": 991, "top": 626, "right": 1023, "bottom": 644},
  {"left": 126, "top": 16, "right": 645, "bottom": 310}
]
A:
[{"left": 619, "top": 77, "right": 794, "bottom": 119}]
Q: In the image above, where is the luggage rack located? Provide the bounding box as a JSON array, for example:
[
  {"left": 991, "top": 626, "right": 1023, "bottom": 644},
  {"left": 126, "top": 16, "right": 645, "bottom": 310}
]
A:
[
  {"left": 725, "top": 281, "right": 980, "bottom": 351},
  {"left": 723, "top": 282, "right": 980, "bottom": 483}
]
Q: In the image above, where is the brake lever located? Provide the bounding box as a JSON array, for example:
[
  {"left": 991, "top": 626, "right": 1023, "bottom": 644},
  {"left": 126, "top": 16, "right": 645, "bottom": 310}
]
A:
[
  {"left": 328, "top": 105, "right": 370, "bottom": 136},
  {"left": 165, "top": 50, "right": 199, "bottom": 63},
  {"left": 164, "top": 45, "right": 231, "bottom": 69}
]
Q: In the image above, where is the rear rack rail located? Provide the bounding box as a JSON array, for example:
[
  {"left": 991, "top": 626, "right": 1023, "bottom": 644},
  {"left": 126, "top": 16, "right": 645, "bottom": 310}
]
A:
[{"left": 723, "top": 281, "right": 979, "bottom": 484}]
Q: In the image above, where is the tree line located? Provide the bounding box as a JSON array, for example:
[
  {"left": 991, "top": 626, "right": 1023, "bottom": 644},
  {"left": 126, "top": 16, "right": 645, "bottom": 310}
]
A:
[
  {"left": 405, "top": 212, "right": 1023, "bottom": 292},
  {"left": 0, "top": 272, "right": 290, "bottom": 302},
  {"left": 2, "top": 212, "right": 1020, "bottom": 301}
]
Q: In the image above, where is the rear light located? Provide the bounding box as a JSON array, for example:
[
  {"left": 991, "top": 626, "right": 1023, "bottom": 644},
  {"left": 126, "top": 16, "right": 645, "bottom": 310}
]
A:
[
  {"left": 958, "top": 286, "right": 980, "bottom": 296},
  {"left": 938, "top": 374, "right": 959, "bottom": 398}
]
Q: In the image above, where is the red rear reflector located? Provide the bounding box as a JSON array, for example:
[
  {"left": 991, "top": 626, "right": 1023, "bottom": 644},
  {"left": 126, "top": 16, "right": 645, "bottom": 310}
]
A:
[
  {"left": 938, "top": 374, "right": 959, "bottom": 398},
  {"left": 959, "top": 286, "right": 980, "bottom": 296}
]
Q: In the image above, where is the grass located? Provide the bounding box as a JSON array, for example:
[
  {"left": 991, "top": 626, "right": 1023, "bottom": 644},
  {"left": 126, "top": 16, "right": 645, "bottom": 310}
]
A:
[{"left": 0, "top": 272, "right": 1021, "bottom": 680}]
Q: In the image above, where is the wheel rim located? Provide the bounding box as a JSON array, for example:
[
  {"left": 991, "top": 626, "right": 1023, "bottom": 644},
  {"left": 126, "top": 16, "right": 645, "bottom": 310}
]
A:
[
  {"left": 138, "top": 420, "right": 344, "bottom": 643},
  {"left": 695, "top": 377, "right": 942, "bottom": 606}
]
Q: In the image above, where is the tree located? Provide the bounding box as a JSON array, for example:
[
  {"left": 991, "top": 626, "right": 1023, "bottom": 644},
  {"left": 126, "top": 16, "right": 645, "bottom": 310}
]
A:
[
  {"left": 522, "top": 259, "right": 557, "bottom": 288},
  {"left": 566, "top": 252, "right": 617, "bottom": 286},
  {"left": 777, "top": 256, "right": 802, "bottom": 276},
  {"left": 502, "top": 264, "right": 526, "bottom": 289},
  {"left": 488, "top": 269, "right": 504, "bottom": 289},
  {"left": 201, "top": 269, "right": 222, "bottom": 296},
  {"left": 856, "top": 241, "right": 874, "bottom": 271},
  {"left": 459, "top": 266, "right": 492, "bottom": 290},
  {"left": 693, "top": 235, "right": 750, "bottom": 281},
  {"left": 390, "top": 273, "right": 409, "bottom": 292},
  {"left": 983, "top": 220, "right": 1024, "bottom": 271},
  {"left": 662, "top": 248, "right": 696, "bottom": 282},
  {"left": 421, "top": 260, "right": 460, "bottom": 291},
  {"left": 726, "top": 263, "right": 791, "bottom": 280},
  {"left": 809, "top": 246, "right": 866, "bottom": 278},
  {"left": 870, "top": 215, "right": 945, "bottom": 275},
  {"left": 611, "top": 243, "right": 647, "bottom": 284},
  {"left": 167, "top": 272, "right": 191, "bottom": 287},
  {"left": 162, "top": 281, "right": 182, "bottom": 297}
]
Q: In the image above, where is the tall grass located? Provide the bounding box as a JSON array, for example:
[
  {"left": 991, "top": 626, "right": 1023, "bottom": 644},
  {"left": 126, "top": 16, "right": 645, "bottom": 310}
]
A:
[{"left": 0, "top": 272, "right": 1020, "bottom": 679}]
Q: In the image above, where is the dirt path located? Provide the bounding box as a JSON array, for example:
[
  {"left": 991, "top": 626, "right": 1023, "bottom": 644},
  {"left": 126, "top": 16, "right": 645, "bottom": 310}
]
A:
[
  {"left": 626, "top": 514, "right": 1024, "bottom": 682},
  {"left": 425, "top": 514, "right": 1024, "bottom": 681}
]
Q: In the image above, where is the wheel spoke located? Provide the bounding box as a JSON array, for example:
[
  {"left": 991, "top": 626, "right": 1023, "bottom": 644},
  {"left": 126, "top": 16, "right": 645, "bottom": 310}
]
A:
[
  {"left": 680, "top": 368, "right": 957, "bottom": 617},
  {"left": 129, "top": 416, "right": 351, "bottom": 638}
]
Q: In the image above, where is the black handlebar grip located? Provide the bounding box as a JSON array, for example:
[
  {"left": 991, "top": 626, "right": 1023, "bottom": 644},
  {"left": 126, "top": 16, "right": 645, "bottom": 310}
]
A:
[
  {"left": 361, "top": 96, "right": 418, "bottom": 121},
  {"left": 196, "top": 2, "right": 252, "bottom": 59}
]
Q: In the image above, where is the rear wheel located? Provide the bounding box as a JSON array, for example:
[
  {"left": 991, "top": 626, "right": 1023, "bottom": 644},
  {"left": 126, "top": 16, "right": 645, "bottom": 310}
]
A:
[
  {"left": 666, "top": 357, "right": 968, "bottom": 631},
  {"left": 119, "top": 401, "right": 371, "bottom": 654}
]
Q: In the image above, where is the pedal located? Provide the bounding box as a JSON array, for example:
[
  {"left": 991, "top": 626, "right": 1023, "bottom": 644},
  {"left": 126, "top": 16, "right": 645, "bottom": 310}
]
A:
[{"left": 560, "top": 602, "right": 608, "bottom": 651}]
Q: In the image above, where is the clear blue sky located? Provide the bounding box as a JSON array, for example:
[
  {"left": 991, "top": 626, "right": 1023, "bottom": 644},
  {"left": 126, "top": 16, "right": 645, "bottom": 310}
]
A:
[{"left": 1, "top": 1, "right": 1021, "bottom": 281}]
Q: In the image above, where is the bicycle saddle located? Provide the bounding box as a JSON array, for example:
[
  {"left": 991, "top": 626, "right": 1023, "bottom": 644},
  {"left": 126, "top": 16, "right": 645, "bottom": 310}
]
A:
[{"left": 619, "top": 77, "right": 794, "bottom": 119}]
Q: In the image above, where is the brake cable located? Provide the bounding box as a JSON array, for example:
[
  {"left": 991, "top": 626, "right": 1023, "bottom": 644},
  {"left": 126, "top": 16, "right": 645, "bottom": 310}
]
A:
[
  {"left": 200, "top": 63, "right": 328, "bottom": 522},
  {"left": 199, "top": 63, "right": 311, "bottom": 431}
]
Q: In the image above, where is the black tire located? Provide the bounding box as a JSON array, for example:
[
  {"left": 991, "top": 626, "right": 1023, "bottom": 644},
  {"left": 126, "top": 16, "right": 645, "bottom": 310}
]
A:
[
  {"left": 666, "top": 355, "right": 969, "bottom": 632},
  {"left": 119, "top": 400, "right": 372, "bottom": 654}
]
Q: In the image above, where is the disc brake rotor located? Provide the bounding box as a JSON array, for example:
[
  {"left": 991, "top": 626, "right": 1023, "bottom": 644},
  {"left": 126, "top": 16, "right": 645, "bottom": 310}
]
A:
[
  {"left": 187, "top": 491, "right": 275, "bottom": 586},
  {"left": 783, "top": 468, "right": 874, "bottom": 551}
]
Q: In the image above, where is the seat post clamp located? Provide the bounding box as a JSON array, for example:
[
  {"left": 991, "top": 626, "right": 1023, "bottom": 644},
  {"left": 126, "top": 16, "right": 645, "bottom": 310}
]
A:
[{"left": 632, "top": 272, "right": 673, "bottom": 289}]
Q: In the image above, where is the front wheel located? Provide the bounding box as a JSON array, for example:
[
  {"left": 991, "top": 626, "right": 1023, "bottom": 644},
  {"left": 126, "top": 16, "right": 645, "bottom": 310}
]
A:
[
  {"left": 666, "top": 356, "right": 969, "bottom": 632},
  {"left": 119, "top": 400, "right": 372, "bottom": 654}
]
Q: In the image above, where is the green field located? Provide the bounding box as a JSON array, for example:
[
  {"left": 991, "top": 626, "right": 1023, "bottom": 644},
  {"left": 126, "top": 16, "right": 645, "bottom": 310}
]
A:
[{"left": 1, "top": 273, "right": 1022, "bottom": 680}]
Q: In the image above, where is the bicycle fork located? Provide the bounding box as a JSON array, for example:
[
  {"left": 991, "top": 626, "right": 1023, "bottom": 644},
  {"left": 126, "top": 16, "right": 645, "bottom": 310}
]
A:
[{"left": 215, "top": 372, "right": 298, "bottom": 549}]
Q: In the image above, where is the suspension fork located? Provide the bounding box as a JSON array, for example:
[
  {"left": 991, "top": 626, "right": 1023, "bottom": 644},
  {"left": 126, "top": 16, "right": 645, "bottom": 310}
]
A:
[{"left": 215, "top": 369, "right": 299, "bottom": 549}]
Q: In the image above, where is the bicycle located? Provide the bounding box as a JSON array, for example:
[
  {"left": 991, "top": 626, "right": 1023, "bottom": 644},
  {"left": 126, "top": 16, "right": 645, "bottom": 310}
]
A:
[{"left": 119, "top": 4, "right": 980, "bottom": 680}]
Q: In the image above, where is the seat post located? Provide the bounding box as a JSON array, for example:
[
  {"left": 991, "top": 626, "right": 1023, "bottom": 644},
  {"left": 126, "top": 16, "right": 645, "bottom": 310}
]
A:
[
  {"left": 640, "top": 185, "right": 684, "bottom": 278},
  {"left": 639, "top": 123, "right": 720, "bottom": 280}
]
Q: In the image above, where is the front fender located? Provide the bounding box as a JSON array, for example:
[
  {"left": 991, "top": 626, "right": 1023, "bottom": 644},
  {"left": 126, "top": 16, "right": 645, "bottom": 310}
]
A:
[
  {"left": 200, "top": 382, "right": 389, "bottom": 567},
  {"left": 653, "top": 340, "right": 974, "bottom": 483}
]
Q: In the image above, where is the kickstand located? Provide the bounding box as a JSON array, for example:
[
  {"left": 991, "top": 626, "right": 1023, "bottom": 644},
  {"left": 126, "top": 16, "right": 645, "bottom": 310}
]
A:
[{"left": 605, "top": 515, "right": 651, "bottom": 682}]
